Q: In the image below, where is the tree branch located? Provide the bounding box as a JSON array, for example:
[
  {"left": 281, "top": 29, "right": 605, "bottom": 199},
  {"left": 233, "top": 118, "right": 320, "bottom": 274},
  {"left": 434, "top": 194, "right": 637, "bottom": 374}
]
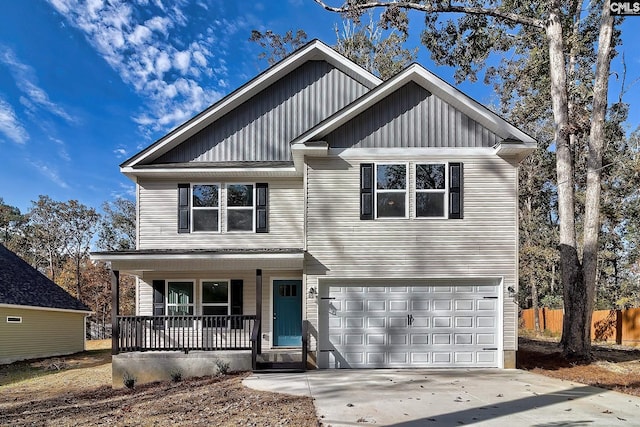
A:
[{"left": 313, "top": 0, "right": 545, "bottom": 29}]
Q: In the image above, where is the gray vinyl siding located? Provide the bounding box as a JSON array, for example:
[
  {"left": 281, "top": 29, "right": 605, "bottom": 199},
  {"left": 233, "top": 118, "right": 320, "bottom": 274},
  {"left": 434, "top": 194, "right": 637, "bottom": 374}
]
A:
[
  {"left": 138, "top": 270, "right": 302, "bottom": 350},
  {"left": 304, "top": 154, "right": 519, "bottom": 351},
  {"left": 137, "top": 178, "right": 303, "bottom": 250},
  {"left": 0, "top": 307, "right": 85, "bottom": 364},
  {"left": 325, "top": 82, "right": 500, "bottom": 149},
  {"left": 154, "top": 61, "right": 369, "bottom": 163}
]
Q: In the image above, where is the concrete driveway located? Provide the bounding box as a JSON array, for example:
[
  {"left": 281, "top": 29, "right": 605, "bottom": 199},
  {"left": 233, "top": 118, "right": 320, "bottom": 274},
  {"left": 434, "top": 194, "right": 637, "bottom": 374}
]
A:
[{"left": 244, "top": 369, "right": 640, "bottom": 426}]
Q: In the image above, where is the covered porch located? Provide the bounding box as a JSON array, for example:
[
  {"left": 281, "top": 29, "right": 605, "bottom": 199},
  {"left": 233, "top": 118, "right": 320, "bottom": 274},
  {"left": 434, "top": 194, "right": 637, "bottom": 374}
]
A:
[{"left": 91, "top": 248, "right": 310, "bottom": 383}]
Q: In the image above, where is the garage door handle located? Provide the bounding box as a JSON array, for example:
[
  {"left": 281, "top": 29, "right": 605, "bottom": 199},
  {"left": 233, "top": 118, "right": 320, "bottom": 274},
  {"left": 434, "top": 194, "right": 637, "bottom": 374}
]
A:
[
  {"left": 408, "top": 314, "right": 414, "bottom": 325},
  {"left": 483, "top": 348, "right": 498, "bottom": 351}
]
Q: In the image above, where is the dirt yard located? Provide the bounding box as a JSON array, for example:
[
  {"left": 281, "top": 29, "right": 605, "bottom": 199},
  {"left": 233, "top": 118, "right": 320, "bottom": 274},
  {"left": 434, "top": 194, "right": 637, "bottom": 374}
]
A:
[
  {"left": 518, "top": 334, "right": 640, "bottom": 397},
  {"left": 0, "top": 340, "right": 318, "bottom": 427},
  {"left": 2, "top": 337, "right": 640, "bottom": 426}
]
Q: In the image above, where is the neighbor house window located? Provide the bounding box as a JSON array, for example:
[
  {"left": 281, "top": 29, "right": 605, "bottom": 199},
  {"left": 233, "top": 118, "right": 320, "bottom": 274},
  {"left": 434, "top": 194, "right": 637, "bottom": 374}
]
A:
[
  {"left": 6, "top": 316, "right": 22, "bottom": 323},
  {"left": 226, "top": 184, "right": 254, "bottom": 232},
  {"left": 192, "top": 184, "right": 219, "bottom": 232},
  {"left": 375, "top": 163, "right": 407, "bottom": 218},
  {"left": 416, "top": 163, "right": 447, "bottom": 218},
  {"left": 202, "top": 280, "right": 229, "bottom": 316}
]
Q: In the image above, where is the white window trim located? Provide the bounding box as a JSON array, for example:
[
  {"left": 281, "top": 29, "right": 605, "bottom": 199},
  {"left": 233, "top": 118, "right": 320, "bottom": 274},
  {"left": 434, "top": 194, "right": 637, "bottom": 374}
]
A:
[
  {"left": 200, "top": 279, "right": 231, "bottom": 316},
  {"left": 415, "top": 162, "right": 449, "bottom": 220},
  {"left": 191, "top": 183, "right": 221, "bottom": 233},
  {"left": 6, "top": 316, "right": 22, "bottom": 324},
  {"left": 225, "top": 183, "right": 256, "bottom": 233},
  {"left": 374, "top": 162, "right": 409, "bottom": 219},
  {"left": 166, "top": 280, "right": 195, "bottom": 316}
]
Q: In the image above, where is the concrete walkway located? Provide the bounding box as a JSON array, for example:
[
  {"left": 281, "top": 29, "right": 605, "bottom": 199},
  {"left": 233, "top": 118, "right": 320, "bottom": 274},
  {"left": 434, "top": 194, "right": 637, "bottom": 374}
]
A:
[{"left": 244, "top": 369, "right": 640, "bottom": 426}]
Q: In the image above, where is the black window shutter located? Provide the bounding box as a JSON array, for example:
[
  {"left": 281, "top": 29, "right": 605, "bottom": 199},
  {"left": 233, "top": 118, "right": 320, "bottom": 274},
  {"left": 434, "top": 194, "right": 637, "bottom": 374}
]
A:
[
  {"left": 152, "top": 280, "right": 165, "bottom": 329},
  {"left": 230, "top": 279, "right": 243, "bottom": 329},
  {"left": 256, "top": 183, "right": 268, "bottom": 233},
  {"left": 360, "top": 163, "right": 374, "bottom": 220},
  {"left": 449, "top": 163, "right": 463, "bottom": 219},
  {"left": 178, "top": 184, "right": 190, "bottom": 233}
]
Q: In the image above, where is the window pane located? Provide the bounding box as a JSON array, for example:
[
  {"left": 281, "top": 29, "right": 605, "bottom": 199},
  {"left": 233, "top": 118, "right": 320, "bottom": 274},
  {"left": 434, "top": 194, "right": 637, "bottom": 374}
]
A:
[
  {"left": 227, "top": 184, "right": 253, "bottom": 207},
  {"left": 416, "top": 164, "right": 445, "bottom": 190},
  {"left": 377, "top": 193, "right": 406, "bottom": 217},
  {"left": 193, "top": 210, "right": 218, "bottom": 231},
  {"left": 203, "top": 306, "right": 228, "bottom": 316},
  {"left": 168, "top": 306, "right": 194, "bottom": 316},
  {"left": 168, "top": 282, "right": 193, "bottom": 304},
  {"left": 193, "top": 185, "right": 218, "bottom": 207},
  {"left": 376, "top": 164, "right": 406, "bottom": 190},
  {"left": 202, "top": 281, "right": 228, "bottom": 303},
  {"left": 228, "top": 209, "right": 253, "bottom": 231},
  {"left": 417, "top": 192, "right": 445, "bottom": 217}
]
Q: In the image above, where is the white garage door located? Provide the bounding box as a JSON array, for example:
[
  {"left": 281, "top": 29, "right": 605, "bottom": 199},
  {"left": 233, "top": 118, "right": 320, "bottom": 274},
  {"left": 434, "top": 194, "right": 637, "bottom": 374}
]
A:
[{"left": 319, "top": 283, "right": 500, "bottom": 368}]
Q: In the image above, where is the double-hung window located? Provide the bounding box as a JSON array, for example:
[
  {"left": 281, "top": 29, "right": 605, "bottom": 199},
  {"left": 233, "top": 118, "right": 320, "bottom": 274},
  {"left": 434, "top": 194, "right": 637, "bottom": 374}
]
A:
[
  {"left": 167, "top": 281, "right": 194, "bottom": 327},
  {"left": 227, "top": 184, "right": 254, "bottom": 232},
  {"left": 361, "top": 161, "right": 463, "bottom": 220},
  {"left": 201, "top": 280, "right": 229, "bottom": 316},
  {"left": 416, "top": 163, "right": 447, "bottom": 218},
  {"left": 375, "top": 163, "right": 408, "bottom": 218},
  {"left": 192, "top": 184, "right": 219, "bottom": 232}
]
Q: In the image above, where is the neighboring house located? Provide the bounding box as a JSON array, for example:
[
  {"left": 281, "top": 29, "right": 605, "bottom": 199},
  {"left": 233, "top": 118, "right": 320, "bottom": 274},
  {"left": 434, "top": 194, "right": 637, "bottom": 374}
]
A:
[
  {"left": 0, "top": 244, "right": 91, "bottom": 364},
  {"left": 93, "top": 40, "right": 535, "bottom": 380}
]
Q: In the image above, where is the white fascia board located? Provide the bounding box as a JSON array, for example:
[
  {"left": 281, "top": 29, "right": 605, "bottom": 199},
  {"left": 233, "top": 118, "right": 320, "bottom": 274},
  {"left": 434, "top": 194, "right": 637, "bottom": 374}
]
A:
[
  {"left": 91, "top": 252, "right": 304, "bottom": 263},
  {"left": 292, "top": 142, "right": 329, "bottom": 171},
  {"left": 124, "top": 41, "right": 381, "bottom": 168},
  {"left": 121, "top": 166, "right": 299, "bottom": 180},
  {"left": 0, "top": 303, "right": 93, "bottom": 315},
  {"left": 293, "top": 64, "right": 536, "bottom": 147},
  {"left": 495, "top": 140, "right": 538, "bottom": 162}
]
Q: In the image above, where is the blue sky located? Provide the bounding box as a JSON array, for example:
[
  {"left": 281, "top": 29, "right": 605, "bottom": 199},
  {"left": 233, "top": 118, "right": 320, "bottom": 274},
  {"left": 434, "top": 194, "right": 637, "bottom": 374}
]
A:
[{"left": 0, "top": 1, "right": 638, "bottom": 214}]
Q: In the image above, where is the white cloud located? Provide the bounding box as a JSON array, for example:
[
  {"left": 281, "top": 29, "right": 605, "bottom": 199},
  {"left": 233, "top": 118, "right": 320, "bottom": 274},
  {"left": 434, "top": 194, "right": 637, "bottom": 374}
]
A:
[
  {"left": 0, "top": 46, "right": 75, "bottom": 123},
  {"left": 30, "top": 160, "right": 69, "bottom": 189},
  {"left": 113, "top": 147, "right": 128, "bottom": 158},
  {"left": 50, "top": 136, "right": 71, "bottom": 162},
  {"left": 46, "top": 0, "right": 238, "bottom": 134},
  {"left": 0, "top": 97, "right": 29, "bottom": 144}
]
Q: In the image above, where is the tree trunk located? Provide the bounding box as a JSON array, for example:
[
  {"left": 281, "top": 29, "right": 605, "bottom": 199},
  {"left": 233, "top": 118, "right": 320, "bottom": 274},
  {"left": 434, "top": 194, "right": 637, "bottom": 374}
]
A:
[
  {"left": 532, "top": 280, "right": 540, "bottom": 332},
  {"left": 545, "top": 5, "right": 587, "bottom": 357},
  {"left": 578, "top": 0, "right": 614, "bottom": 353}
]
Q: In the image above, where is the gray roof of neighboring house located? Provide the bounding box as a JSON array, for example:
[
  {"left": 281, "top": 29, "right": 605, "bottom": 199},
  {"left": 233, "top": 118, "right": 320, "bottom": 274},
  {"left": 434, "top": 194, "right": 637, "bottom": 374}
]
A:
[{"left": 0, "top": 244, "right": 91, "bottom": 312}]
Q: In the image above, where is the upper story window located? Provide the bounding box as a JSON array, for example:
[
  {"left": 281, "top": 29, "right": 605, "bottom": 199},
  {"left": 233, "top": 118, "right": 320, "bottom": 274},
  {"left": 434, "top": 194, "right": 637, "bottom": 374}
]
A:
[
  {"left": 416, "top": 163, "right": 447, "bottom": 218},
  {"left": 179, "top": 182, "right": 268, "bottom": 234},
  {"left": 375, "top": 163, "right": 408, "bottom": 218},
  {"left": 227, "top": 184, "right": 254, "bottom": 232},
  {"left": 192, "top": 184, "right": 220, "bottom": 232},
  {"left": 360, "top": 162, "right": 463, "bottom": 220}
]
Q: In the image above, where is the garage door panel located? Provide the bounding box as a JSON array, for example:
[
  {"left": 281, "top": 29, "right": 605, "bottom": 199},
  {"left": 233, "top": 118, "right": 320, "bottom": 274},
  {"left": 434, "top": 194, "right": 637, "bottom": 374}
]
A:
[{"left": 323, "top": 283, "right": 500, "bottom": 368}]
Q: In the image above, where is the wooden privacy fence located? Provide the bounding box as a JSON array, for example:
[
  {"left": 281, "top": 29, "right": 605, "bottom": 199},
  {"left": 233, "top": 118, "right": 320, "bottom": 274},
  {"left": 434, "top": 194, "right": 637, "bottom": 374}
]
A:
[{"left": 520, "top": 307, "right": 640, "bottom": 346}]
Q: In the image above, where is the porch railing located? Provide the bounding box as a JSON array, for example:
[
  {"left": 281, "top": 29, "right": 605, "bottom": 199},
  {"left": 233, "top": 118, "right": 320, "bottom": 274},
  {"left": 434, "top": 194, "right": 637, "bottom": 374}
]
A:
[{"left": 115, "top": 315, "right": 257, "bottom": 354}]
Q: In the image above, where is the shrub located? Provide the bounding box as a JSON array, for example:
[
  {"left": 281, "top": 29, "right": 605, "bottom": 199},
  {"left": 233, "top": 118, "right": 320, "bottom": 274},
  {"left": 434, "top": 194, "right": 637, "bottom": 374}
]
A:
[
  {"left": 215, "top": 359, "right": 230, "bottom": 376},
  {"left": 170, "top": 369, "right": 182, "bottom": 383},
  {"left": 123, "top": 371, "right": 136, "bottom": 389}
]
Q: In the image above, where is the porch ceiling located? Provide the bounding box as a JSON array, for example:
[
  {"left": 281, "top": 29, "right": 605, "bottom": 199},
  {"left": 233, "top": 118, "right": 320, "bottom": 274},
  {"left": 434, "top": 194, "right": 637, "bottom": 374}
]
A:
[{"left": 90, "top": 248, "right": 304, "bottom": 274}]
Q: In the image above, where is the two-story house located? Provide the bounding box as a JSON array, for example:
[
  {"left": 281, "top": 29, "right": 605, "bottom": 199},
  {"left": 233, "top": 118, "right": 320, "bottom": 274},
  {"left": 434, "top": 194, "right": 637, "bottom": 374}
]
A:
[{"left": 93, "top": 40, "right": 535, "bottom": 385}]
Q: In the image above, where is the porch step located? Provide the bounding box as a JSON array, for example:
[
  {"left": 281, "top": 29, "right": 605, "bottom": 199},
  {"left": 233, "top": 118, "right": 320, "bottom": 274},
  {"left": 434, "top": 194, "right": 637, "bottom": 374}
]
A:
[
  {"left": 256, "top": 350, "right": 302, "bottom": 363},
  {"left": 253, "top": 361, "right": 305, "bottom": 373}
]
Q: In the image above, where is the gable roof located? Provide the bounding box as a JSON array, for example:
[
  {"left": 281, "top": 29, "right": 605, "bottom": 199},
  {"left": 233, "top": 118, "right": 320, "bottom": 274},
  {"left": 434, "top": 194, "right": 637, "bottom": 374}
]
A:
[
  {"left": 122, "top": 39, "right": 382, "bottom": 170},
  {"left": 292, "top": 63, "right": 536, "bottom": 148},
  {"left": 0, "top": 244, "right": 91, "bottom": 313}
]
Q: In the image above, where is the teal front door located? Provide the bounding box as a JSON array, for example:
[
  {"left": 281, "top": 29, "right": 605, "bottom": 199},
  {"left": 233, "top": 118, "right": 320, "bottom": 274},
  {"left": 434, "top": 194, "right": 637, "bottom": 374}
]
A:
[{"left": 273, "top": 280, "right": 302, "bottom": 346}]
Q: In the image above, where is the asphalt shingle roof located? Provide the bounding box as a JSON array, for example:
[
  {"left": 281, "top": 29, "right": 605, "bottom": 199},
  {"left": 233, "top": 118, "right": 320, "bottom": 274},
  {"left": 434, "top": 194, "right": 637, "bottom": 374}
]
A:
[{"left": 0, "top": 244, "right": 90, "bottom": 312}]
